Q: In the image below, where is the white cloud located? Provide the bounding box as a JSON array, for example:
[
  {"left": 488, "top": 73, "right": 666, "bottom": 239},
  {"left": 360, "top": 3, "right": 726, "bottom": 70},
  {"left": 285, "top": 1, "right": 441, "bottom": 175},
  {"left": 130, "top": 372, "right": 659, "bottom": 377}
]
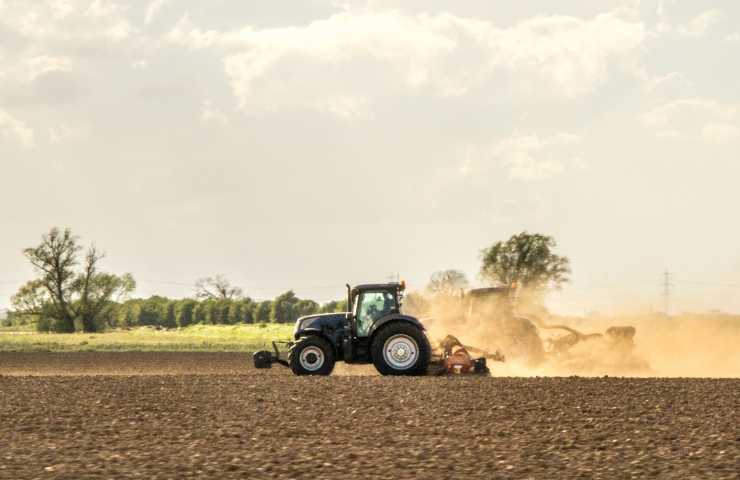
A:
[
  {"left": 131, "top": 59, "right": 149, "bottom": 70},
  {"left": 49, "top": 0, "right": 75, "bottom": 19},
  {"left": 460, "top": 132, "right": 583, "bottom": 181},
  {"left": 493, "top": 133, "right": 582, "bottom": 181},
  {"left": 313, "top": 94, "right": 370, "bottom": 119},
  {"left": 145, "top": 0, "right": 169, "bottom": 25},
  {"left": 678, "top": 9, "right": 722, "bottom": 37},
  {"left": 0, "top": 0, "right": 135, "bottom": 45},
  {"left": 24, "top": 55, "right": 72, "bottom": 81},
  {"left": 702, "top": 123, "right": 740, "bottom": 143},
  {"left": 200, "top": 100, "right": 229, "bottom": 126},
  {"left": 169, "top": 9, "right": 646, "bottom": 114},
  {"left": 0, "top": 109, "right": 34, "bottom": 147},
  {"left": 48, "top": 124, "right": 89, "bottom": 144},
  {"left": 645, "top": 71, "right": 691, "bottom": 93},
  {"left": 641, "top": 98, "right": 739, "bottom": 143}
]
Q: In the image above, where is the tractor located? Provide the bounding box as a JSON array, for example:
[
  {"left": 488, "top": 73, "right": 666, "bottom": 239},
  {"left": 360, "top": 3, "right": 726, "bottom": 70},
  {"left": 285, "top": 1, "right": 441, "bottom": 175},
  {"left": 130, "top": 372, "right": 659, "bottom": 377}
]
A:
[{"left": 253, "top": 282, "right": 432, "bottom": 376}]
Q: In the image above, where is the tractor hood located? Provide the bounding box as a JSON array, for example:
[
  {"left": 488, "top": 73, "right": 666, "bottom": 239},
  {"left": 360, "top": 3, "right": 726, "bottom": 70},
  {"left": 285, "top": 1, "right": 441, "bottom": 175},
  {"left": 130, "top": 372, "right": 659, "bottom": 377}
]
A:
[{"left": 294, "top": 312, "right": 347, "bottom": 337}]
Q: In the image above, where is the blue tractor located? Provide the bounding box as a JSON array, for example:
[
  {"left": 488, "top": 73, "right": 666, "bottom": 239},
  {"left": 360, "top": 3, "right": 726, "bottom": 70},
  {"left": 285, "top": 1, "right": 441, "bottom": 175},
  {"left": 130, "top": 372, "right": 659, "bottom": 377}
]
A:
[{"left": 253, "top": 282, "right": 431, "bottom": 375}]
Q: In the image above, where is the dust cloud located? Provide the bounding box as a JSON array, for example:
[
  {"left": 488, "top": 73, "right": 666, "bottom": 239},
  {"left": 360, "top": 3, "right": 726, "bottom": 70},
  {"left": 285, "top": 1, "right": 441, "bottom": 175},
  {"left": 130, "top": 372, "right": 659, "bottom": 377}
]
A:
[{"left": 407, "top": 290, "right": 740, "bottom": 378}]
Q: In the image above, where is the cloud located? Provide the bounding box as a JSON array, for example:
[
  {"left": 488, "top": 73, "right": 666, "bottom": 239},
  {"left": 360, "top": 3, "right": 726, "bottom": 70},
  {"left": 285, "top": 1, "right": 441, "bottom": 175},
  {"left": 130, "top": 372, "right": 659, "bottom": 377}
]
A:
[
  {"left": 200, "top": 100, "right": 229, "bottom": 126},
  {"left": 48, "top": 124, "right": 89, "bottom": 144},
  {"left": 0, "top": 0, "right": 140, "bottom": 105},
  {"left": 461, "top": 132, "right": 583, "bottom": 182},
  {"left": 145, "top": 0, "right": 169, "bottom": 25},
  {"left": 678, "top": 9, "right": 722, "bottom": 37},
  {"left": 131, "top": 59, "right": 149, "bottom": 70},
  {"left": 641, "top": 98, "right": 739, "bottom": 143},
  {"left": 0, "top": 0, "right": 135, "bottom": 46},
  {"left": 0, "top": 109, "right": 34, "bottom": 147},
  {"left": 168, "top": 8, "right": 646, "bottom": 115},
  {"left": 494, "top": 133, "right": 583, "bottom": 181},
  {"left": 701, "top": 123, "right": 740, "bottom": 143},
  {"left": 645, "top": 71, "right": 691, "bottom": 93},
  {"left": 24, "top": 55, "right": 72, "bottom": 81},
  {"left": 312, "top": 94, "right": 370, "bottom": 119},
  {"left": 655, "top": 4, "right": 722, "bottom": 38}
]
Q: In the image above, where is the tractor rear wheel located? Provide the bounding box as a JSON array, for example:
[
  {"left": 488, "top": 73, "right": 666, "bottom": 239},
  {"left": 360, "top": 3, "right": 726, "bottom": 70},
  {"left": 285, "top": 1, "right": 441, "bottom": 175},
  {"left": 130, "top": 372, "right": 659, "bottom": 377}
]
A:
[
  {"left": 371, "top": 323, "right": 430, "bottom": 376},
  {"left": 288, "top": 335, "right": 335, "bottom": 376}
]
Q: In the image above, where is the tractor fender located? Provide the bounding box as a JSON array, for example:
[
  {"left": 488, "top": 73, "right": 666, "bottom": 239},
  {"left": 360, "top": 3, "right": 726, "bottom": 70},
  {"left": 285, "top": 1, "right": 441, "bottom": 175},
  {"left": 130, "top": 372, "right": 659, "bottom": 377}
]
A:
[{"left": 367, "top": 314, "right": 426, "bottom": 339}]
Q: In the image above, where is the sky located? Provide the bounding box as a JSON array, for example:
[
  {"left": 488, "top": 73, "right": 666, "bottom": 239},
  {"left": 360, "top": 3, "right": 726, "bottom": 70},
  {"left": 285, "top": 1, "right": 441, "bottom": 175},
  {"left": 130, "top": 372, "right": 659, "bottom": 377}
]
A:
[{"left": 1, "top": 0, "right": 739, "bottom": 315}]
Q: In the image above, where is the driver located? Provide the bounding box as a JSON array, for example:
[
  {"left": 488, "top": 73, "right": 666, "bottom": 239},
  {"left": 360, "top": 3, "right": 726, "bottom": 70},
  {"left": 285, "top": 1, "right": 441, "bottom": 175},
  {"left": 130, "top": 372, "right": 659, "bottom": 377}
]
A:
[{"left": 380, "top": 293, "right": 395, "bottom": 317}]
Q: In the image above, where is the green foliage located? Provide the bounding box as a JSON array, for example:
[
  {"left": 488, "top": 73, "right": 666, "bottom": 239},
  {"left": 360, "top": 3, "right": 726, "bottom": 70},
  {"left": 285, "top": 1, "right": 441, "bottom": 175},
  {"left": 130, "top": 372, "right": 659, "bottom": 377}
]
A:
[
  {"left": 320, "top": 300, "right": 347, "bottom": 313},
  {"left": 13, "top": 227, "right": 135, "bottom": 333},
  {"left": 253, "top": 301, "right": 272, "bottom": 324},
  {"left": 270, "top": 290, "right": 296, "bottom": 323},
  {"left": 175, "top": 299, "right": 196, "bottom": 328},
  {"left": 480, "top": 231, "right": 571, "bottom": 291}
]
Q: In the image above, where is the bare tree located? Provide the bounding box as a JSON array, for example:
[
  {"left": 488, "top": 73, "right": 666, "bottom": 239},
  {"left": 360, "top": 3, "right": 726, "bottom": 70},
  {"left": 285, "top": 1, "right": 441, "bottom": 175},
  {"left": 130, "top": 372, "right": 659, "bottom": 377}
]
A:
[
  {"left": 426, "top": 269, "right": 469, "bottom": 297},
  {"left": 194, "top": 275, "right": 243, "bottom": 300}
]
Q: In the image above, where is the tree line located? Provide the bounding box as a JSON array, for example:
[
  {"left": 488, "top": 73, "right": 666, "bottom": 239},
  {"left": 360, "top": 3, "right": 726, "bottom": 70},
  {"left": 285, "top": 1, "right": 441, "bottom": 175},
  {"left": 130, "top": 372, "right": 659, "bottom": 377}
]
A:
[
  {"left": 10, "top": 227, "right": 570, "bottom": 332},
  {"left": 39, "top": 291, "right": 345, "bottom": 332}
]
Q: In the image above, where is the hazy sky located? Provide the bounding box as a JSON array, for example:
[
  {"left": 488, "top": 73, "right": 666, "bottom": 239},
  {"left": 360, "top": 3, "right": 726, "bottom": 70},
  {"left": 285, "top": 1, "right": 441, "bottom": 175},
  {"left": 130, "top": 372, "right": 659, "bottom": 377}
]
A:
[{"left": 1, "top": 0, "right": 739, "bottom": 314}]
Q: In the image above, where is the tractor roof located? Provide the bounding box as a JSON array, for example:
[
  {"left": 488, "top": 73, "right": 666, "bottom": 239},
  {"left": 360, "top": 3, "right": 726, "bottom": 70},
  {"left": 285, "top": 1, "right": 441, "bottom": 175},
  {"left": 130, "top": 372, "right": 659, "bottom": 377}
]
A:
[{"left": 352, "top": 282, "right": 403, "bottom": 293}]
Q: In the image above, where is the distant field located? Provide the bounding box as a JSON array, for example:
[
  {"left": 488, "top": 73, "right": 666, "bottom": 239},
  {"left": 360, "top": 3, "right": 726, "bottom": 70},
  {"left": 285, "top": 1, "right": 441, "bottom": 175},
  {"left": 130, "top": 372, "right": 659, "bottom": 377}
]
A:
[{"left": 0, "top": 324, "right": 294, "bottom": 352}]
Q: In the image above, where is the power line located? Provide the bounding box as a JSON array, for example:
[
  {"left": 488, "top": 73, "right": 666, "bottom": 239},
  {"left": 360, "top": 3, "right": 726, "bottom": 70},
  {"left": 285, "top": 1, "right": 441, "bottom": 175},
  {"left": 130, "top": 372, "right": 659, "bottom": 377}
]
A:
[
  {"left": 662, "top": 270, "right": 673, "bottom": 316},
  {"left": 674, "top": 279, "right": 740, "bottom": 288}
]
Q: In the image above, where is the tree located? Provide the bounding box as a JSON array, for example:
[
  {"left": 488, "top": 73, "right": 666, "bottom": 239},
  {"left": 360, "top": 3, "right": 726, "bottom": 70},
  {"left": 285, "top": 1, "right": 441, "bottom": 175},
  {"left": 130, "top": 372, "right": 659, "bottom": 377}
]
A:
[
  {"left": 239, "top": 298, "right": 255, "bottom": 324},
  {"left": 253, "top": 301, "right": 272, "bottom": 323},
  {"left": 116, "top": 300, "right": 142, "bottom": 329},
  {"left": 480, "top": 232, "right": 570, "bottom": 291},
  {"left": 12, "top": 228, "right": 135, "bottom": 332},
  {"left": 270, "top": 290, "right": 299, "bottom": 323},
  {"left": 194, "top": 275, "right": 243, "bottom": 300},
  {"left": 139, "top": 296, "right": 168, "bottom": 327},
  {"left": 193, "top": 301, "right": 208, "bottom": 324},
  {"left": 295, "top": 299, "right": 319, "bottom": 318},
  {"left": 162, "top": 301, "right": 177, "bottom": 329},
  {"left": 426, "top": 269, "right": 469, "bottom": 296},
  {"left": 175, "top": 299, "right": 197, "bottom": 328}
]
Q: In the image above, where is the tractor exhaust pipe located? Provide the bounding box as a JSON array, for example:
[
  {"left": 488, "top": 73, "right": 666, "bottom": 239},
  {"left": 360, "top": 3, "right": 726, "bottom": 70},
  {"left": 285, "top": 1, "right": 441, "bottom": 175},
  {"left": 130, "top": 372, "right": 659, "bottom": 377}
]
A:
[{"left": 346, "top": 284, "right": 352, "bottom": 312}]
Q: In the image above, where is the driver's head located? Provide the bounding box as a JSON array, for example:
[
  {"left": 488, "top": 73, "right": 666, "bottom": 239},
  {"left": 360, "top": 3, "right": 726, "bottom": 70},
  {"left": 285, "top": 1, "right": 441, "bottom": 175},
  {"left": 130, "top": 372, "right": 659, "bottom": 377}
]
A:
[{"left": 383, "top": 293, "right": 394, "bottom": 312}]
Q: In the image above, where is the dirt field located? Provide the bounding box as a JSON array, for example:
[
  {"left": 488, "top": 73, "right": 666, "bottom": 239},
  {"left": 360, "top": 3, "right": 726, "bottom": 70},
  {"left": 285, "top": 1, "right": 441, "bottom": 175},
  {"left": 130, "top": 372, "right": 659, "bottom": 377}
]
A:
[{"left": 1, "top": 353, "right": 738, "bottom": 479}]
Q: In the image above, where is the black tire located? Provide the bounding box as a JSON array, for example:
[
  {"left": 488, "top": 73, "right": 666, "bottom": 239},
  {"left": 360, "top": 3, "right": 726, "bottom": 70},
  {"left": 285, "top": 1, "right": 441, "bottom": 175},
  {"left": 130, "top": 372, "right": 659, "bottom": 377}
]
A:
[
  {"left": 288, "top": 336, "right": 335, "bottom": 376},
  {"left": 371, "top": 322, "right": 431, "bottom": 376}
]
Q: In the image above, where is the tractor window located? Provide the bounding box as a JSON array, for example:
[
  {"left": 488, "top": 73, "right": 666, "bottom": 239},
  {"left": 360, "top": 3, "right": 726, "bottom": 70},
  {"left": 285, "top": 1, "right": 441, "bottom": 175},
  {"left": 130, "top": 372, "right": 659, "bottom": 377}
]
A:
[{"left": 356, "top": 290, "right": 396, "bottom": 337}]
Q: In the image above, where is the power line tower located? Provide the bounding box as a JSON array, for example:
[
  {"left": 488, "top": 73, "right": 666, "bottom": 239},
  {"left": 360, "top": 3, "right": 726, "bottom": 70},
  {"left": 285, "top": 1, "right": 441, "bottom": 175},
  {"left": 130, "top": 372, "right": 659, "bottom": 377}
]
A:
[{"left": 662, "top": 270, "right": 673, "bottom": 316}]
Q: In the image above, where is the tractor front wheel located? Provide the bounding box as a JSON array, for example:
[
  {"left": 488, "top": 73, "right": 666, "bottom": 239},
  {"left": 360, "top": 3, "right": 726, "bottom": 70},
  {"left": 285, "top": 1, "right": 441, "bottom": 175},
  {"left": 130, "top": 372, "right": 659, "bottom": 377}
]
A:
[
  {"left": 288, "top": 335, "right": 335, "bottom": 376},
  {"left": 371, "top": 323, "right": 430, "bottom": 376}
]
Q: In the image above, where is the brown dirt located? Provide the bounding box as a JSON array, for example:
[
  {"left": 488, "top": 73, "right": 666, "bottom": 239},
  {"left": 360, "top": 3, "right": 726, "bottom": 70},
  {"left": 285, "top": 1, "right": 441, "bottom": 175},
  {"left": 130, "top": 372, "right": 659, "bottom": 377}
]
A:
[{"left": 0, "top": 353, "right": 738, "bottom": 479}]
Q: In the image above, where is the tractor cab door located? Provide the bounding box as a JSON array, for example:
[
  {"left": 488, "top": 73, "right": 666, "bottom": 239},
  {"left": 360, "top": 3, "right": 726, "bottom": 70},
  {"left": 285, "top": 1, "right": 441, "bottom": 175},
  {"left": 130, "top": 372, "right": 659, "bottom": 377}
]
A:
[{"left": 355, "top": 290, "right": 397, "bottom": 336}]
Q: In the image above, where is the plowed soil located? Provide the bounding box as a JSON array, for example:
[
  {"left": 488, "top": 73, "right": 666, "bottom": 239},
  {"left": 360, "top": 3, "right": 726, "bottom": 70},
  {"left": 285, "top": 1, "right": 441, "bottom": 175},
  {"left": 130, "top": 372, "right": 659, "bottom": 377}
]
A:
[{"left": 0, "top": 353, "right": 738, "bottom": 479}]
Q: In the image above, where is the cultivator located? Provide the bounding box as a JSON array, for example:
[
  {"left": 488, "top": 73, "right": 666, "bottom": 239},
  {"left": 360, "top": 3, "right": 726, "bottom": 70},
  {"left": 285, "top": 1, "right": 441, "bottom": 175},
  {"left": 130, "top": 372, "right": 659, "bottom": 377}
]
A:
[{"left": 429, "top": 335, "right": 504, "bottom": 375}]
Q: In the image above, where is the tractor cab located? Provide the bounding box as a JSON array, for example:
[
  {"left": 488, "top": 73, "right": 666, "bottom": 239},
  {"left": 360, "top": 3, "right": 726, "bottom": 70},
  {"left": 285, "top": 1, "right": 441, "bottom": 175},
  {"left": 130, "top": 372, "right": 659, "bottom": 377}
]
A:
[
  {"left": 348, "top": 282, "right": 404, "bottom": 337},
  {"left": 343, "top": 282, "right": 407, "bottom": 362}
]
